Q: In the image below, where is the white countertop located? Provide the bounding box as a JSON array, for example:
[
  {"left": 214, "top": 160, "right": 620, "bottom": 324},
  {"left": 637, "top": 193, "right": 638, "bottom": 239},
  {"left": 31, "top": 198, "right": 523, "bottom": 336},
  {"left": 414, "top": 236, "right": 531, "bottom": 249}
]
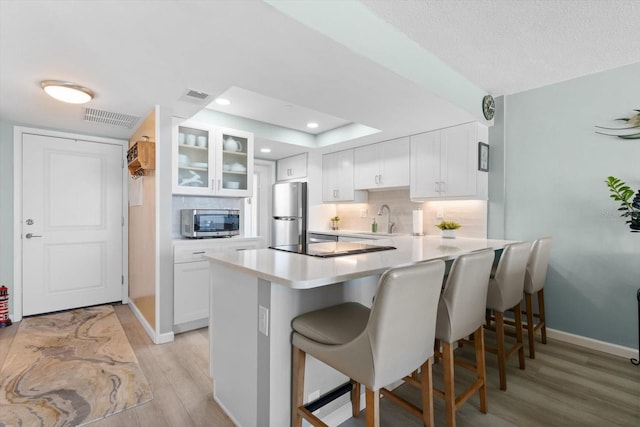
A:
[{"left": 204, "top": 236, "right": 514, "bottom": 289}]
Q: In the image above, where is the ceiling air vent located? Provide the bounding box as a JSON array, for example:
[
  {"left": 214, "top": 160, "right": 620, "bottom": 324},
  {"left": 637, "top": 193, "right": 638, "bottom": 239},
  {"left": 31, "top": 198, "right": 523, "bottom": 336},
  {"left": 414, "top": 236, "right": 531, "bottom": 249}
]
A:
[
  {"left": 83, "top": 108, "right": 140, "bottom": 129},
  {"left": 185, "top": 89, "right": 210, "bottom": 100}
]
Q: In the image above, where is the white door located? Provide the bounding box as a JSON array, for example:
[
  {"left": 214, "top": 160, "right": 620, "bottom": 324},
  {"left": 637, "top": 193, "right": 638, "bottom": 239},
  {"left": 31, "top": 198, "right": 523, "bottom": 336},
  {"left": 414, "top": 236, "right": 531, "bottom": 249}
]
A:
[
  {"left": 440, "top": 123, "right": 476, "bottom": 197},
  {"left": 244, "top": 161, "right": 274, "bottom": 244},
  {"left": 22, "top": 133, "right": 123, "bottom": 316},
  {"left": 354, "top": 143, "right": 380, "bottom": 189},
  {"left": 410, "top": 131, "right": 441, "bottom": 199},
  {"left": 380, "top": 137, "right": 410, "bottom": 188}
]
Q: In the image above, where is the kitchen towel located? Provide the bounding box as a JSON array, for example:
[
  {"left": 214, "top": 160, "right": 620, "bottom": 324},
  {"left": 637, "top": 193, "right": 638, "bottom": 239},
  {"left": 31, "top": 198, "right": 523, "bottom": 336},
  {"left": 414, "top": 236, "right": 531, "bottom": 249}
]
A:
[{"left": 412, "top": 209, "right": 424, "bottom": 235}]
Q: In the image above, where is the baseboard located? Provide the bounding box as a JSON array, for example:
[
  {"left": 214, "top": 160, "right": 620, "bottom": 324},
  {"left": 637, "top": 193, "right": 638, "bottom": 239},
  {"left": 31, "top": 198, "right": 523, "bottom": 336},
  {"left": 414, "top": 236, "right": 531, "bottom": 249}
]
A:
[
  {"left": 319, "top": 391, "right": 365, "bottom": 427},
  {"left": 213, "top": 392, "right": 243, "bottom": 427},
  {"left": 157, "top": 331, "right": 175, "bottom": 344},
  {"left": 127, "top": 301, "right": 157, "bottom": 343},
  {"left": 546, "top": 327, "right": 636, "bottom": 359}
]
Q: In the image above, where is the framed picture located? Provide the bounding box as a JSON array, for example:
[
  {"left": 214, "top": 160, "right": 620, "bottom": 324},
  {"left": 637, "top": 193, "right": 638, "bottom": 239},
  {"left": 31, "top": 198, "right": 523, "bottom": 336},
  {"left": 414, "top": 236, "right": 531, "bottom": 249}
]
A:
[{"left": 478, "top": 142, "right": 489, "bottom": 172}]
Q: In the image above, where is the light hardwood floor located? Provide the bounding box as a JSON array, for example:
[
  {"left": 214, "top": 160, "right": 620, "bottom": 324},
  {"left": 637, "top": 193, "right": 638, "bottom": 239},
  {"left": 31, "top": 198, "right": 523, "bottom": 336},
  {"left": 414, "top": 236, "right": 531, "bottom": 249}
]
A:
[{"left": 1, "top": 304, "right": 638, "bottom": 426}]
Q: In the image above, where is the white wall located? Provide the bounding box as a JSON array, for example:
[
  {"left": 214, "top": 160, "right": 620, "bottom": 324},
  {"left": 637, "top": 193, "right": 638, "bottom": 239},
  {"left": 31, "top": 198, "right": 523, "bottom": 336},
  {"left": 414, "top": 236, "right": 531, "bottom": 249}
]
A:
[
  {"left": 0, "top": 120, "right": 14, "bottom": 313},
  {"left": 500, "top": 62, "right": 640, "bottom": 348}
]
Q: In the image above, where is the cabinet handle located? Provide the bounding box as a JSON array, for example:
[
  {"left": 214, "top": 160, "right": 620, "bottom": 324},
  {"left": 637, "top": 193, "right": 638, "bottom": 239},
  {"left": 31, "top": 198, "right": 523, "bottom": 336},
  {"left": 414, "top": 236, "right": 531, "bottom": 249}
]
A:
[
  {"left": 192, "top": 251, "right": 206, "bottom": 254},
  {"left": 378, "top": 174, "right": 382, "bottom": 185},
  {"left": 218, "top": 179, "right": 221, "bottom": 190},
  {"left": 333, "top": 189, "right": 339, "bottom": 199},
  {"left": 435, "top": 182, "right": 440, "bottom": 193},
  {"left": 374, "top": 175, "right": 379, "bottom": 184},
  {"left": 440, "top": 181, "right": 446, "bottom": 193}
]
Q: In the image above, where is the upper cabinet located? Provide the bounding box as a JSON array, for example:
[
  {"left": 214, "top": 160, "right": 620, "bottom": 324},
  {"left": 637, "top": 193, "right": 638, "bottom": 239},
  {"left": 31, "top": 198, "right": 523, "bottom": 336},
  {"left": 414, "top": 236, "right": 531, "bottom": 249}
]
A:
[
  {"left": 354, "top": 137, "right": 410, "bottom": 190},
  {"left": 172, "top": 119, "right": 254, "bottom": 197},
  {"left": 277, "top": 153, "right": 307, "bottom": 181},
  {"left": 322, "top": 149, "right": 367, "bottom": 203},
  {"left": 410, "top": 122, "right": 488, "bottom": 200}
]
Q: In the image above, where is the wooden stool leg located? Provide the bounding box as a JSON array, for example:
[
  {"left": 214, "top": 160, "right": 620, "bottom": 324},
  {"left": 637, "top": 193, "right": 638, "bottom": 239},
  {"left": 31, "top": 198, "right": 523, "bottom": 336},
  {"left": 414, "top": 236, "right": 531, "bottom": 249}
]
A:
[
  {"left": 525, "top": 293, "right": 536, "bottom": 358},
  {"left": 365, "top": 388, "right": 380, "bottom": 427},
  {"left": 351, "top": 380, "right": 361, "bottom": 417},
  {"left": 474, "top": 326, "right": 488, "bottom": 414},
  {"left": 538, "top": 289, "right": 547, "bottom": 344},
  {"left": 443, "top": 341, "right": 456, "bottom": 427},
  {"left": 421, "top": 358, "right": 434, "bottom": 427},
  {"left": 292, "top": 347, "right": 306, "bottom": 427},
  {"left": 513, "top": 302, "right": 526, "bottom": 370},
  {"left": 495, "top": 311, "right": 507, "bottom": 391}
]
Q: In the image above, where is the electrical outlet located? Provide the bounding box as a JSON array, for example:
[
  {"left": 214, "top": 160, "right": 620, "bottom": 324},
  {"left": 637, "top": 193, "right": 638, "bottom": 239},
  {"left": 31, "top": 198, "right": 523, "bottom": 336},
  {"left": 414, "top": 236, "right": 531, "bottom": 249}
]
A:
[
  {"left": 360, "top": 209, "right": 368, "bottom": 218},
  {"left": 308, "top": 390, "right": 320, "bottom": 403},
  {"left": 437, "top": 206, "right": 445, "bottom": 219},
  {"left": 258, "top": 305, "right": 269, "bottom": 336}
]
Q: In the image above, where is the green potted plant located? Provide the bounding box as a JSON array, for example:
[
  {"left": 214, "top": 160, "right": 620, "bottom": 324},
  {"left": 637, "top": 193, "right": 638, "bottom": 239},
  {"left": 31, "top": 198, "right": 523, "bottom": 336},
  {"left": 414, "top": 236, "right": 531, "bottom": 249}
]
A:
[
  {"left": 330, "top": 216, "right": 340, "bottom": 231},
  {"left": 436, "top": 220, "right": 461, "bottom": 238},
  {"left": 605, "top": 176, "right": 640, "bottom": 232}
]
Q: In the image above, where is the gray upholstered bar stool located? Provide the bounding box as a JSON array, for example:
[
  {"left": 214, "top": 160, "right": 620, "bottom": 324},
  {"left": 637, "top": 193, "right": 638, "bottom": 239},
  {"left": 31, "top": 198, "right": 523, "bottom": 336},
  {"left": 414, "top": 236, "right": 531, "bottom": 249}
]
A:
[
  {"left": 485, "top": 241, "right": 531, "bottom": 391},
  {"left": 291, "top": 259, "right": 446, "bottom": 427},
  {"left": 523, "top": 237, "right": 553, "bottom": 358},
  {"left": 433, "top": 249, "right": 495, "bottom": 427}
]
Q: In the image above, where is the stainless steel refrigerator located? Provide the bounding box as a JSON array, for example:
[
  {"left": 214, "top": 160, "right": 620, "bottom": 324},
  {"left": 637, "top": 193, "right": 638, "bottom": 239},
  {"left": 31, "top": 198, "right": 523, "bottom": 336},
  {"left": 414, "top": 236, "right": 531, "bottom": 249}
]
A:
[{"left": 271, "top": 182, "right": 307, "bottom": 249}]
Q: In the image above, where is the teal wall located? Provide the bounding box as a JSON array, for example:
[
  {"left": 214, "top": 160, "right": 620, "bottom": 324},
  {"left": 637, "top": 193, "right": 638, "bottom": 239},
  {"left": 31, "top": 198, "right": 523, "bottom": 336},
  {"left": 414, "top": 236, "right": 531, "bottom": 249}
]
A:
[
  {"left": 0, "top": 119, "right": 14, "bottom": 313},
  {"left": 499, "top": 63, "right": 640, "bottom": 348}
]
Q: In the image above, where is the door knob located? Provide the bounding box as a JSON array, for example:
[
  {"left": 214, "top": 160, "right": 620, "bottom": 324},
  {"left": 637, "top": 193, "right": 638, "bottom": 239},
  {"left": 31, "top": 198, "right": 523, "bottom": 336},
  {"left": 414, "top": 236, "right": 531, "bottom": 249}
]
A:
[
  {"left": 25, "top": 233, "right": 42, "bottom": 239},
  {"left": 26, "top": 219, "right": 34, "bottom": 225}
]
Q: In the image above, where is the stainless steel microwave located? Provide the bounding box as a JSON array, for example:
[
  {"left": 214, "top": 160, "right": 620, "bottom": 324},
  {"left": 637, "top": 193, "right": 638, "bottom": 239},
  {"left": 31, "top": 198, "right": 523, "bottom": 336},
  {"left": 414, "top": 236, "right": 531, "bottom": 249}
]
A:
[{"left": 180, "top": 209, "right": 240, "bottom": 238}]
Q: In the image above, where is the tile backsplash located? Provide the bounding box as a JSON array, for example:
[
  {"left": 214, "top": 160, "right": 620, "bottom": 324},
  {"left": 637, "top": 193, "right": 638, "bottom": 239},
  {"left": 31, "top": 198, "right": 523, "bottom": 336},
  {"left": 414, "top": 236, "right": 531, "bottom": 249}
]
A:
[{"left": 333, "top": 189, "right": 487, "bottom": 238}]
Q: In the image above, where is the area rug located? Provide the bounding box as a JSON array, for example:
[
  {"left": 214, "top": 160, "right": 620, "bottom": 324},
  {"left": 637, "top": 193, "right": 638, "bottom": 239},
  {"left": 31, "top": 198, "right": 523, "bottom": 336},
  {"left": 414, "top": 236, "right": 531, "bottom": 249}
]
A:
[{"left": 0, "top": 305, "right": 152, "bottom": 426}]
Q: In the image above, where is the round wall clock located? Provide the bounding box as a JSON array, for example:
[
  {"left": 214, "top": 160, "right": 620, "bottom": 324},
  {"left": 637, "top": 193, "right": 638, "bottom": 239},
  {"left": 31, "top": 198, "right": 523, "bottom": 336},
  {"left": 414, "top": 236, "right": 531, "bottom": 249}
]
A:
[{"left": 482, "top": 95, "right": 495, "bottom": 120}]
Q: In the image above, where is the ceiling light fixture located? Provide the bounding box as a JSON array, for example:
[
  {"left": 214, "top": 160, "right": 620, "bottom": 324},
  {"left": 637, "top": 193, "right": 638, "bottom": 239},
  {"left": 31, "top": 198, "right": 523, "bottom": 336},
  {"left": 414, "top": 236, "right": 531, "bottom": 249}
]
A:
[
  {"left": 260, "top": 148, "right": 272, "bottom": 153},
  {"left": 215, "top": 98, "right": 231, "bottom": 106},
  {"left": 40, "top": 80, "right": 94, "bottom": 104},
  {"left": 306, "top": 122, "right": 319, "bottom": 129}
]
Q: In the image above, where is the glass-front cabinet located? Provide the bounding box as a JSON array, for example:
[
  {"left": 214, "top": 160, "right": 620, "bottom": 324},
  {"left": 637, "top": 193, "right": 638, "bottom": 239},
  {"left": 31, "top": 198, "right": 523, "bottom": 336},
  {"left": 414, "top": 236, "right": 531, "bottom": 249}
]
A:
[{"left": 172, "top": 119, "right": 253, "bottom": 197}]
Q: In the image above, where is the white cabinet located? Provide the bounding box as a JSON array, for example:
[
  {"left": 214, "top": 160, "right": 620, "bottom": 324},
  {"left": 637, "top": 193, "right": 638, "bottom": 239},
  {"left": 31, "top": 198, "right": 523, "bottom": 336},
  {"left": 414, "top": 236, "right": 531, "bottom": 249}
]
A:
[
  {"left": 277, "top": 153, "right": 307, "bottom": 181},
  {"left": 410, "top": 122, "right": 488, "bottom": 200},
  {"left": 322, "top": 149, "right": 368, "bottom": 203},
  {"left": 173, "top": 237, "right": 263, "bottom": 333},
  {"left": 354, "top": 137, "right": 410, "bottom": 190},
  {"left": 173, "top": 119, "right": 254, "bottom": 197}
]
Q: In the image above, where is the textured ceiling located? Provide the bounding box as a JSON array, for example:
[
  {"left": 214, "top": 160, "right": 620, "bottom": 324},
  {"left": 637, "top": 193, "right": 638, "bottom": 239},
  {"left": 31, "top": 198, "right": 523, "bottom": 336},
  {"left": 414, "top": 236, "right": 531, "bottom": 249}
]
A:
[
  {"left": 1, "top": 0, "right": 639, "bottom": 159},
  {"left": 361, "top": 0, "right": 640, "bottom": 95}
]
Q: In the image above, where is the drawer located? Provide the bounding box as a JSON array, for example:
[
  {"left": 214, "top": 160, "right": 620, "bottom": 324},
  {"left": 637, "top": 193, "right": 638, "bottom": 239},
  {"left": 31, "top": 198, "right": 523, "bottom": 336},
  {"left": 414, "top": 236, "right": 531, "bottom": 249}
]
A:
[
  {"left": 174, "top": 245, "right": 220, "bottom": 263},
  {"left": 173, "top": 237, "right": 263, "bottom": 263}
]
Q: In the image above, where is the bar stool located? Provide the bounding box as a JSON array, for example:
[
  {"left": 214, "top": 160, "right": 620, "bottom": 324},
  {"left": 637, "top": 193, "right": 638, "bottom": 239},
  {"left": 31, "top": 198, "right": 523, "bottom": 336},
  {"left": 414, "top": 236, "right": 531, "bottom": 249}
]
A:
[
  {"left": 433, "top": 249, "right": 495, "bottom": 427},
  {"left": 485, "top": 241, "right": 531, "bottom": 391},
  {"left": 523, "top": 237, "right": 553, "bottom": 358},
  {"left": 291, "top": 259, "right": 446, "bottom": 427}
]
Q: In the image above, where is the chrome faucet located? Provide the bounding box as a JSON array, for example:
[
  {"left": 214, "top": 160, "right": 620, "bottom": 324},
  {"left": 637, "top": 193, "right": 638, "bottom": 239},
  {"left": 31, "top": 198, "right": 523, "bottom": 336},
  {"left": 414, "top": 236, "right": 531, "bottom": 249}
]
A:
[{"left": 377, "top": 204, "right": 395, "bottom": 234}]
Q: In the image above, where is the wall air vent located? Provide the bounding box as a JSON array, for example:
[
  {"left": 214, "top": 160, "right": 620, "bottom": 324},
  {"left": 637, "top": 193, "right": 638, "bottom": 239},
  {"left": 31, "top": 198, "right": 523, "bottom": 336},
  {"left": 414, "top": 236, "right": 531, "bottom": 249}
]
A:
[{"left": 83, "top": 108, "right": 140, "bottom": 129}]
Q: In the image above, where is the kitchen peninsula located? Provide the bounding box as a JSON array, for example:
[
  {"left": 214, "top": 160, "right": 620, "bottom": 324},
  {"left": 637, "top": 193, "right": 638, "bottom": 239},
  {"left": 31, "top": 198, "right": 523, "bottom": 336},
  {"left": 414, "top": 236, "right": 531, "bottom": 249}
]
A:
[{"left": 205, "top": 235, "right": 514, "bottom": 427}]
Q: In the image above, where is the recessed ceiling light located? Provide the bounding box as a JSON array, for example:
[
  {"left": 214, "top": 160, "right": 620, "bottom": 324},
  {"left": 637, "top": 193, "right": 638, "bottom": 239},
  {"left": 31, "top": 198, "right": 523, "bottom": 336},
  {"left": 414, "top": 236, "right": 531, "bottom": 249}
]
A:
[
  {"left": 260, "top": 148, "right": 272, "bottom": 153},
  {"left": 40, "top": 80, "right": 94, "bottom": 104},
  {"left": 306, "top": 122, "right": 319, "bottom": 129},
  {"left": 215, "top": 98, "right": 231, "bottom": 106}
]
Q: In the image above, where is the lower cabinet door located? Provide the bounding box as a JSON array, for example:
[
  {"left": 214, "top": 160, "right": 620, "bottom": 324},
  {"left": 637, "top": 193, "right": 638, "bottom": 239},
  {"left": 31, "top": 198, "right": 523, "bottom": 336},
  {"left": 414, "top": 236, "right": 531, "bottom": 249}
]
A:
[{"left": 174, "top": 260, "right": 210, "bottom": 327}]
